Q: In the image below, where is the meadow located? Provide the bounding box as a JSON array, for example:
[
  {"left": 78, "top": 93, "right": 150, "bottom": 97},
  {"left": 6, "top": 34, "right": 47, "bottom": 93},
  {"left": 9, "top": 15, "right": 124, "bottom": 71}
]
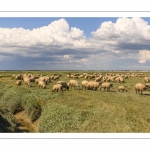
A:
[{"left": 0, "top": 70, "right": 150, "bottom": 133}]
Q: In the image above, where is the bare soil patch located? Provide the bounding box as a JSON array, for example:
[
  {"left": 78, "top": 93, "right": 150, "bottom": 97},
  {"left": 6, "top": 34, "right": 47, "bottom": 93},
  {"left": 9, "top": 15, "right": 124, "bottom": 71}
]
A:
[{"left": 14, "top": 110, "right": 38, "bottom": 133}]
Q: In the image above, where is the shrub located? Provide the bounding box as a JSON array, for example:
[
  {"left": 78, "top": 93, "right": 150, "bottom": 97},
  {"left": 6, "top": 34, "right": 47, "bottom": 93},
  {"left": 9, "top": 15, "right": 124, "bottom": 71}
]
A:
[
  {"left": 22, "top": 94, "right": 42, "bottom": 123},
  {"left": 0, "top": 109, "right": 17, "bottom": 132},
  {"left": 0, "top": 88, "right": 24, "bottom": 114},
  {"left": 38, "top": 103, "right": 81, "bottom": 132}
]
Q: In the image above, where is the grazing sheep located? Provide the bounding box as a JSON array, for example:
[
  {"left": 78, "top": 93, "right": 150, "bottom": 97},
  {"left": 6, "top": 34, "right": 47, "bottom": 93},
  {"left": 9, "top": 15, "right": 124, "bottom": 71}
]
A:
[
  {"left": 81, "top": 80, "right": 89, "bottom": 90},
  {"left": 56, "top": 81, "right": 69, "bottom": 90},
  {"left": 53, "top": 74, "right": 61, "bottom": 80},
  {"left": 67, "top": 74, "right": 71, "bottom": 78},
  {"left": 29, "top": 76, "right": 35, "bottom": 82},
  {"left": 67, "top": 80, "right": 80, "bottom": 89},
  {"left": 35, "top": 79, "right": 40, "bottom": 85},
  {"left": 119, "top": 77, "right": 124, "bottom": 82},
  {"left": 86, "top": 81, "right": 101, "bottom": 90},
  {"left": 16, "top": 80, "right": 22, "bottom": 86},
  {"left": 100, "top": 82, "right": 113, "bottom": 91},
  {"left": 118, "top": 86, "right": 127, "bottom": 92},
  {"left": 38, "top": 81, "right": 46, "bottom": 89},
  {"left": 12, "top": 74, "right": 16, "bottom": 79},
  {"left": 145, "top": 83, "right": 150, "bottom": 88},
  {"left": 144, "top": 77, "right": 150, "bottom": 83},
  {"left": 15, "top": 74, "right": 22, "bottom": 80},
  {"left": 115, "top": 76, "right": 124, "bottom": 82},
  {"left": 135, "top": 83, "right": 147, "bottom": 95},
  {"left": 23, "top": 77, "right": 31, "bottom": 87},
  {"left": 52, "top": 84, "right": 63, "bottom": 92},
  {"left": 95, "top": 75, "right": 103, "bottom": 82},
  {"left": 78, "top": 74, "right": 84, "bottom": 78},
  {"left": 39, "top": 76, "right": 46, "bottom": 83}
]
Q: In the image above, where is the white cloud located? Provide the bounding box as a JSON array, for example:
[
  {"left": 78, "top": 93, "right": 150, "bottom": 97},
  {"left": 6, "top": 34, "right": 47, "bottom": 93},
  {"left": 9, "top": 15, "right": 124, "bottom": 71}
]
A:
[
  {"left": 0, "top": 18, "right": 86, "bottom": 55},
  {"left": 91, "top": 17, "right": 150, "bottom": 43},
  {"left": 80, "top": 58, "right": 88, "bottom": 62},
  {"left": 63, "top": 55, "right": 69, "bottom": 59},
  {"left": 139, "top": 59, "right": 146, "bottom": 63},
  {"left": 138, "top": 50, "right": 150, "bottom": 63}
]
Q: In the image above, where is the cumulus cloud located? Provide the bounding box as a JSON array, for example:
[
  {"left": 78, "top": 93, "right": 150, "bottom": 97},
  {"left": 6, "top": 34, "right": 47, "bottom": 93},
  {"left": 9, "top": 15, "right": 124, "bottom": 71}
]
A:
[
  {"left": 91, "top": 17, "right": 150, "bottom": 53},
  {"left": 92, "top": 17, "right": 150, "bottom": 41},
  {"left": 138, "top": 50, "right": 150, "bottom": 63},
  {"left": 0, "top": 18, "right": 86, "bottom": 54}
]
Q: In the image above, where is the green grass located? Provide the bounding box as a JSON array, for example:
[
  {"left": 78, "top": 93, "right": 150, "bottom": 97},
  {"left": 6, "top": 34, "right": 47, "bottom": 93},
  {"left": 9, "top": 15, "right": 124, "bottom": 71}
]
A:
[
  {"left": 38, "top": 103, "right": 82, "bottom": 132},
  {"left": 0, "top": 71, "right": 150, "bottom": 132},
  {"left": 0, "top": 109, "right": 17, "bottom": 132}
]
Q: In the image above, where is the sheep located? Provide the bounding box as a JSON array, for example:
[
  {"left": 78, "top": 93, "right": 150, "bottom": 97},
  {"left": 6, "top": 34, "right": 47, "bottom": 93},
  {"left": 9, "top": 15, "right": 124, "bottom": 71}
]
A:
[
  {"left": 0, "top": 75, "right": 2, "bottom": 78},
  {"left": 16, "top": 80, "right": 22, "bottom": 86},
  {"left": 99, "top": 82, "right": 113, "bottom": 91},
  {"left": 23, "top": 77, "right": 31, "bottom": 87},
  {"left": 53, "top": 74, "right": 61, "bottom": 80},
  {"left": 86, "top": 81, "right": 101, "bottom": 90},
  {"left": 38, "top": 81, "right": 46, "bottom": 89},
  {"left": 145, "top": 83, "right": 150, "bottom": 89},
  {"left": 38, "top": 76, "right": 46, "bottom": 83},
  {"left": 115, "top": 76, "right": 124, "bottom": 82},
  {"left": 67, "top": 80, "right": 80, "bottom": 89},
  {"left": 78, "top": 74, "right": 84, "bottom": 78},
  {"left": 12, "top": 74, "right": 16, "bottom": 79},
  {"left": 135, "top": 83, "right": 147, "bottom": 95},
  {"left": 67, "top": 74, "right": 71, "bottom": 78},
  {"left": 15, "top": 74, "right": 22, "bottom": 80},
  {"left": 95, "top": 75, "right": 103, "bottom": 82},
  {"left": 35, "top": 79, "right": 40, "bottom": 85},
  {"left": 56, "top": 81, "right": 69, "bottom": 90},
  {"left": 144, "top": 77, "right": 150, "bottom": 83},
  {"left": 118, "top": 86, "right": 127, "bottom": 92},
  {"left": 119, "top": 77, "right": 125, "bottom": 82},
  {"left": 52, "top": 84, "right": 63, "bottom": 92},
  {"left": 81, "top": 80, "right": 89, "bottom": 90}
]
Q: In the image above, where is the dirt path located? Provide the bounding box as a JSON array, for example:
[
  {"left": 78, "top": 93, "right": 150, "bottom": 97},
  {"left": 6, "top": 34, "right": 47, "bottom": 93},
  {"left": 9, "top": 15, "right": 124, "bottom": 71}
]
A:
[{"left": 14, "top": 110, "right": 38, "bottom": 133}]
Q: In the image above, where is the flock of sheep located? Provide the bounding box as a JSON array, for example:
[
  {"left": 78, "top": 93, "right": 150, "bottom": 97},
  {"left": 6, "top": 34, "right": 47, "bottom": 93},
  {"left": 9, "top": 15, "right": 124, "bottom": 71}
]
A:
[{"left": 6, "top": 71, "right": 150, "bottom": 95}]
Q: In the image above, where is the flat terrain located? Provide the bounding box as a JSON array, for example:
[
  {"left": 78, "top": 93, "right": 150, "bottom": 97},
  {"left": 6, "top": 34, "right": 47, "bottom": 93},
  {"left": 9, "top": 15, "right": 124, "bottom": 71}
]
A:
[{"left": 0, "top": 71, "right": 150, "bottom": 133}]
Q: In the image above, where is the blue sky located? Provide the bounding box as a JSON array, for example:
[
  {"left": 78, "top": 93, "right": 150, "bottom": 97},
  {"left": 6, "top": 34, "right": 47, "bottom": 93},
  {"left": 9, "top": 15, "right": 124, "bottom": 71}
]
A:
[
  {"left": 0, "top": 17, "right": 150, "bottom": 70},
  {"left": 0, "top": 17, "right": 119, "bottom": 37}
]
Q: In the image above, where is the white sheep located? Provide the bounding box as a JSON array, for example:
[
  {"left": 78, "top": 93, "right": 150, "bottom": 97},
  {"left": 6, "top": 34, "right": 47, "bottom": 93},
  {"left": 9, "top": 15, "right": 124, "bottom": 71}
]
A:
[
  {"left": 52, "top": 84, "right": 63, "bottom": 92},
  {"left": 67, "top": 80, "right": 80, "bottom": 89}
]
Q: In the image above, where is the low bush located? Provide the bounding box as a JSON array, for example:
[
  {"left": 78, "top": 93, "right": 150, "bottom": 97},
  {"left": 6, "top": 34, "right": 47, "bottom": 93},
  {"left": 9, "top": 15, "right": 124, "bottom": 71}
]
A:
[
  {"left": 0, "top": 87, "right": 24, "bottom": 114},
  {"left": 22, "top": 94, "right": 42, "bottom": 123},
  {"left": 0, "top": 109, "right": 17, "bottom": 132},
  {"left": 38, "top": 103, "right": 81, "bottom": 132}
]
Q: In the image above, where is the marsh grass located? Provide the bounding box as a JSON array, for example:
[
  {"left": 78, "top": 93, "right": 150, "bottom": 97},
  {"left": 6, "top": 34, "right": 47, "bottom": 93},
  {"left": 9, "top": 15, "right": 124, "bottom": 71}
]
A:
[
  {"left": 1, "top": 71, "right": 150, "bottom": 132},
  {"left": 0, "top": 109, "right": 17, "bottom": 132}
]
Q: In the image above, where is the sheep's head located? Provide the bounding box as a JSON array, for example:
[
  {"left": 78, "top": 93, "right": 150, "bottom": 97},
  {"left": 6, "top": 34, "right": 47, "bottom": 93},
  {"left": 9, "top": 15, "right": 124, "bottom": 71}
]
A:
[
  {"left": 110, "top": 84, "right": 113, "bottom": 87},
  {"left": 77, "top": 85, "right": 80, "bottom": 90}
]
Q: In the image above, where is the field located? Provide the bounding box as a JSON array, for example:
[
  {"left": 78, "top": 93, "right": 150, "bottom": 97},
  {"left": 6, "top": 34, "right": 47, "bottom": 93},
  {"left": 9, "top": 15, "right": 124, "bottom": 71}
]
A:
[{"left": 0, "top": 70, "right": 150, "bottom": 133}]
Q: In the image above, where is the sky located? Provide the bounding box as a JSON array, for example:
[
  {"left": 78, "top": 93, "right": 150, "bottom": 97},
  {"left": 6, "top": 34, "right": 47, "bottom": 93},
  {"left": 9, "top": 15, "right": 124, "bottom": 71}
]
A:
[{"left": 0, "top": 17, "right": 150, "bottom": 70}]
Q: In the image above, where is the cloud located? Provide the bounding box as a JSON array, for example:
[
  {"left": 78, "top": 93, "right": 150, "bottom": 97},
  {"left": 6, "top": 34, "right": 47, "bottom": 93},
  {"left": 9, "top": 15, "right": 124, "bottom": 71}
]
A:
[
  {"left": 91, "top": 17, "right": 150, "bottom": 52},
  {"left": 0, "top": 18, "right": 86, "bottom": 54},
  {"left": 1, "top": 17, "right": 150, "bottom": 70},
  {"left": 63, "top": 55, "right": 69, "bottom": 59},
  {"left": 138, "top": 50, "right": 150, "bottom": 63},
  {"left": 139, "top": 59, "right": 146, "bottom": 63}
]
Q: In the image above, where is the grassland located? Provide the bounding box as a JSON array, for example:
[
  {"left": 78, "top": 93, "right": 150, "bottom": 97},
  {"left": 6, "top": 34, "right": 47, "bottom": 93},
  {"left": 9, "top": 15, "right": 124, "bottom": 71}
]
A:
[{"left": 0, "top": 70, "right": 150, "bottom": 133}]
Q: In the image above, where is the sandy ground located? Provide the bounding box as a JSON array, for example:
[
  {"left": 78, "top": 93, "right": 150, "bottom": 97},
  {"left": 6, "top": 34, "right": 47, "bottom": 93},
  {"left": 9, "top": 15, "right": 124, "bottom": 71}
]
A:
[{"left": 14, "top": 110, "right": 38, "bottom": 133}]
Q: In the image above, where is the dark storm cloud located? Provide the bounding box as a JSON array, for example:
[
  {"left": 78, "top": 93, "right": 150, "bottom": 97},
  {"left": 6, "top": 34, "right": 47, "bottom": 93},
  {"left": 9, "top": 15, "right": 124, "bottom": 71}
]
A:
[{"left": 117, "top": 42, "right": 150, "bottom": 51}]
